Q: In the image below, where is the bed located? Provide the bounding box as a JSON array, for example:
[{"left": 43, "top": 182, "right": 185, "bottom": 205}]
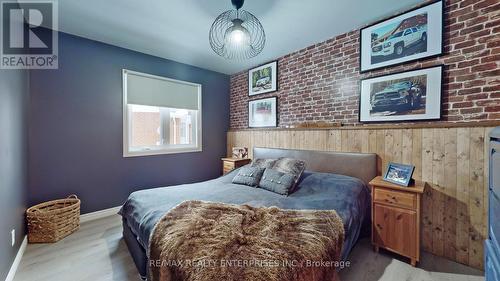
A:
[{"left": 119, "top": 147, "right": 377, "bottom": 279}]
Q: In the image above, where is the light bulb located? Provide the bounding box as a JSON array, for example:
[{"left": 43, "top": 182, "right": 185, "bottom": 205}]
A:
[
  {"left": 229, "top": 29, "right": 245, "bottom": 44},
  {"left": 224, "top": 19, "right": 250, "bottom": 48}
]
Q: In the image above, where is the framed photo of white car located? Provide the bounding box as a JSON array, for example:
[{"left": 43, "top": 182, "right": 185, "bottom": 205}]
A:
[
  {"left": 248, "top": 61, "right": 277, "bottom": 96},
  {"left": 359, "top": 65, "right": 443, "bottom": 123},
  {"left": 360, "top": 0, "right": 443, "bottom": 72},
  {"left": 248, "top": 97, "right": 277, "bottom": 128}
]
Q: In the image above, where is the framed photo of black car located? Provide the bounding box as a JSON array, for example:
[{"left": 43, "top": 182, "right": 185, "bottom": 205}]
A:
[
  {"left": 383, "top": 162, "right": 415, "bottom": 187},
  {"left": 248, "top": 61, "right": 278, "bottom": 96},
  {"left": 360, "top": 0, "right": 443, "bottom": 72},
  {"left": 359, "top": 65, "right": 443, "bottom": 123}
]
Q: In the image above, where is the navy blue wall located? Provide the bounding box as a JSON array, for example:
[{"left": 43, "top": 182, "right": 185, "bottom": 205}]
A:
[
  {"left": 0, "top": 68, "right": 29, "bottom": 279},
  {"left": 29, "top": 32, "right": 230, "bottom": 214}
]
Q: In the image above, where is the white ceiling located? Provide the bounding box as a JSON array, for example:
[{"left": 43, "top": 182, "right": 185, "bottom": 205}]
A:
[{"left": 32, "top": 0, "right": 423, "bottom": 74}]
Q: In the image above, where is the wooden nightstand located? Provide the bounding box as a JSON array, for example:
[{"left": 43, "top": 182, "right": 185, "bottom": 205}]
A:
[
  {"left": 369, "top": 176, "right": 426, "bottom": 266},
  {"left": 221, "top": 158, "right": 251, "bottom": 175}
]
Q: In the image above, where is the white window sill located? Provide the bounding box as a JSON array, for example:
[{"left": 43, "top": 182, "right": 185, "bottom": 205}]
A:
[{"left": 123, "top": 146, "right": 202, "bottom": 157}]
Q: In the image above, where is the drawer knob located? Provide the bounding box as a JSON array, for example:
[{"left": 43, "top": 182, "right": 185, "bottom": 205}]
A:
[{"left": 385, "top": 195, "right": 397, "bottom": 202}]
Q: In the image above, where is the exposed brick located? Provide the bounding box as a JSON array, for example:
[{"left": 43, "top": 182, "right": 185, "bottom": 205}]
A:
[
  {"left": 453, "top": 101, "right": 474, "bottom": 108},
  {"left": 458, "top": 87, "right": 482, "bottom": 95},
  {"left": 482, "top": 2, "right": 500, "bottom": 13},
  {"left": 460, "top": 107, "right": 483, "bottom": 114},
  {"left": 461, "top": 44, "right": 485, "bottom": 54},
  {"left": 466, "top": 93, "right": 489, "bottom": 101},
  {"left": 474, "top": 0, "right": 499, "bottom": 9},
  {"left": 485, "top": 106, "right": 500, "bottom": 112},
  {"left": 484, "top": 85, "right": 500, "bottom": 92},
  {"left": 485, "top": 19, "right": 500, "bottom": 29},
  {"left": 477, "top": 100, "right": 500, "bottom": 107},
  {"left": 459, "top": 24, "right": 484, "bottom": 36},
  {"left": 481, "top": 54, "right": 500, "bottom": 63},
  {"left": 457, "top": 59, "right": 480, "bottom": 68},
  {"left": 229, "top": 0, "right": 500, "bottom": 129},
  {"left": 472, "top": 63, "right": 497, "bottom": 72},
  {"left": 454, "top": 40, "right": 476, "bottom": 49}
]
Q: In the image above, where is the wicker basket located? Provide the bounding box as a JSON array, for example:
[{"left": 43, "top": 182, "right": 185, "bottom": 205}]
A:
[{"left": 27, "top": 195, "right": 81, "bottom": 243}]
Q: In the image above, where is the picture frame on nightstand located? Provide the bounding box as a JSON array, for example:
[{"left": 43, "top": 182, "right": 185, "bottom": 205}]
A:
[{"left": 383, "top": 162, "right": 415, "bottom": 187}]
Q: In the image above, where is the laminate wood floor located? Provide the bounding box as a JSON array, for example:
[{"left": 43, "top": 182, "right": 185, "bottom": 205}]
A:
[{"left": 13, "top": 215, "right": 484, "bottom": 281}]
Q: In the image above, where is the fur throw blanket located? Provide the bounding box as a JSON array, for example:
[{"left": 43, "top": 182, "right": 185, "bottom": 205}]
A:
[{"left": 148, "top": 201, "right": 344, "bottom": 281}]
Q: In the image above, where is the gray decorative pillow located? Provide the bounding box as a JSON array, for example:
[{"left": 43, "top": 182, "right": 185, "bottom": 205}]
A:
[
  {"left": 259, "top": 168, "right": 296, "bottom": 195},
  {"left": 251, "top": 158, "right": 277, "bottom": 169},
  {"left": 271, "top": 157, "right": 306, "bottom": 191},
  {"left": 232, "top": 166, "right": 265, "bottom": 187}
]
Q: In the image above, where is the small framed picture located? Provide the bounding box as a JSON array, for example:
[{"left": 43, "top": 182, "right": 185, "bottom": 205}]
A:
[
  {"left": 360, "top": 0, "right": 443, "bottom": 72},
  {"left": 248, "top": 97, "right": 277, "bottom": 128},
  {"left": 383, "top": 162, "right": 415, "bottom": 187},
  {"left": 248, "top": 61, "right": 277, "bottom": 96},
  {"left": 359, "top": 65, "right": 443, "bottom": 123},
  {"left": 232, "top": 147, "right": 248, "bottom": 159}
]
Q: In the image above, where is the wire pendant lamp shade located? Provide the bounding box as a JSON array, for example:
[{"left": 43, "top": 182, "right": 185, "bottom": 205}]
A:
[{"left": 209, "top": 0, "right": 265, "bottom": 60}]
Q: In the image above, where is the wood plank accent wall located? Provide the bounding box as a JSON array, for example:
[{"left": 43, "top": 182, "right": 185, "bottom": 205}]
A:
[{"left": 227, "top": 126, "right": 495, "bottom": 269}]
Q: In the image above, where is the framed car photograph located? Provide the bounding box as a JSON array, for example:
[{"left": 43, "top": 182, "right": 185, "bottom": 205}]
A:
[
  {"left": 248, "top": 61, "right": 278, "bottom": 96},
  {"left": 383, "top": 162, "right": 415, "bottom": 187},
  {"left": 360, "top": 0, "right": 443, "bottom": 72},
  {"left": 359, "top": 65, "right": 443, "bottom": 123},
  {"left": 248, "top": 97, "right": 277, "bottom": 128}
]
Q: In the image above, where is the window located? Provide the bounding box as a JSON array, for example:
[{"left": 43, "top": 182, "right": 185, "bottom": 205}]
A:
[
  {"left": 123, "top": 70, "right": 202, "bottom": 157},
  {"left": 388, "top": 31, "right": 403, "bottom": 39}
]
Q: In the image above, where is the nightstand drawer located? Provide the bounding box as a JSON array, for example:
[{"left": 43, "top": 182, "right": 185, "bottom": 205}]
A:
[
  {"left": 221, "top": 158, "right": 251, "bottom": 175},
  {"left": 374, "top": 188, "right": 416, "bottom": 209}
]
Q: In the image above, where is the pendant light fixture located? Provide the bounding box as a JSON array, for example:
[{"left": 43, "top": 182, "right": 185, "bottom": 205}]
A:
[{"left": 209, "top": 0, "right": 265, "bottom": 60}]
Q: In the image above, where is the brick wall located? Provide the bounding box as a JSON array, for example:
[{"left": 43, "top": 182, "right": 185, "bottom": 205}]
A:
[
  {"left": 131, "top": 112, "right": 161, "bottom": 146},
  {"left": 230, "top": 0, "right": 500, "bottom": 129}
]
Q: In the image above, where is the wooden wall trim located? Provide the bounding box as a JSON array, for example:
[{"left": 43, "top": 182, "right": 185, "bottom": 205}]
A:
[
  {"left": 227, "top": 126, "right": 496, "bottom": 270},
  {"left": 228, "top": 120, "right": 500, "bottom": 132}
]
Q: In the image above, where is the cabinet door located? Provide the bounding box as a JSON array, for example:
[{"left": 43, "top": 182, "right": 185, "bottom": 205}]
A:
[{"left": 373, "top": 203, "right": 417, "bottom": 257}]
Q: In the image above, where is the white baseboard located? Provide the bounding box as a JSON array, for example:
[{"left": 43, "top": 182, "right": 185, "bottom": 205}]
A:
[
  {"left": 80, "top": 206, "right": 122, "bottom": 223},
  {"left": 5, "top": 235, "right": 27, "bottom": 281}
]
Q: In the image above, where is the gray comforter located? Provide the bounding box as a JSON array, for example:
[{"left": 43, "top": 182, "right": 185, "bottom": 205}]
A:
[{"left": 119, "top": 169, "right": 370, "bottom": 260}]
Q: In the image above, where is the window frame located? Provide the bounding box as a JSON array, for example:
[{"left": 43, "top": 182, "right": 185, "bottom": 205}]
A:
[{"left": 122, "top": 69, "right": 202, "bottom": 157}]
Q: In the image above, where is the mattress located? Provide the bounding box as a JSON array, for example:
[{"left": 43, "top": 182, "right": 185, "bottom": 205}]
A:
[{"left": 119, "top": 169, "right": 370, "bottom": 261}]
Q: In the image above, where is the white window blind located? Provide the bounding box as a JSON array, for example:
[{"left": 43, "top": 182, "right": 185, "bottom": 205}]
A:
[
  {"left": 122, "top": 69, "right": 202, "bottom": 157},
  {"left": 125, "top": 70, "right": 200, "bottom": 110}
]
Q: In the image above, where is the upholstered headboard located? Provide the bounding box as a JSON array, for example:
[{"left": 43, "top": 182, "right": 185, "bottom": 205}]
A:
[{"left": 253, "top": 147, "right": 377, "bottom": 185}]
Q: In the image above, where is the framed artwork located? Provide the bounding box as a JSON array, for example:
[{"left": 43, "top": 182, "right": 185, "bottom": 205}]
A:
[
  {"left": 383, "top": 162, "right": 415, "bottom": 187},
  {"left": 232, "top": 147, "right": 248, "bottom": 159},
  {"left": 359, "top": 65, "right": 443, "bottom": 123},
  {"left": 248, "top": 97, "right": 277, "bottom": 128},
  {"left": 248, "top": 61, "right": 277, "bottom": 96},
  {"left": 360, "top": 0, "right": 443, "bottom": 72}
]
